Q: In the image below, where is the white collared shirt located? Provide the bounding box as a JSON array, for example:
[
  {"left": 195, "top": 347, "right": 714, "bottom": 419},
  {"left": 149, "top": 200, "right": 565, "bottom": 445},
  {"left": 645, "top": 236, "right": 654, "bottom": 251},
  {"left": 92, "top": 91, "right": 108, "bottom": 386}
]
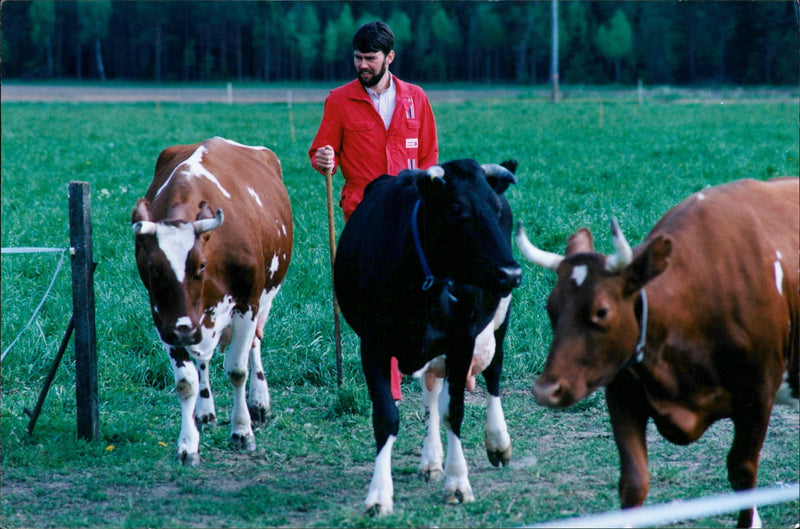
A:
[{"left": 365, "top": 74, "right": 396, "bottom": 130}]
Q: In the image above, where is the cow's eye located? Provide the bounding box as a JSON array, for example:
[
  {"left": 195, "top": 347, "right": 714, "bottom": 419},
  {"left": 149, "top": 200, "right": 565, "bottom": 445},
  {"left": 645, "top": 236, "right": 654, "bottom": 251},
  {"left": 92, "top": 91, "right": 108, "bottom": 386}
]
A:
[
  {"left": 195, "top": 261, "right": 206, "bottom": 278},
  {"left": 596, "top": 308, "right": 608, "bottom": 319},
  {"left": 452, "top": 202, "right": 469, "bottom": 219}
]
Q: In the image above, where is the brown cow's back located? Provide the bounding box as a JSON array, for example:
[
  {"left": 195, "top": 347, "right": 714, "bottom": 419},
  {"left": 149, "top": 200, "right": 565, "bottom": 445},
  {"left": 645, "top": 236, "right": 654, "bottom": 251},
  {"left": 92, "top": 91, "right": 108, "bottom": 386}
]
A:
[
  {"left": 644, "top": 177, "right": 798, "bottom": 397},
  {"left": 145, "top": 137, "right": 293, "bottom": 292}
]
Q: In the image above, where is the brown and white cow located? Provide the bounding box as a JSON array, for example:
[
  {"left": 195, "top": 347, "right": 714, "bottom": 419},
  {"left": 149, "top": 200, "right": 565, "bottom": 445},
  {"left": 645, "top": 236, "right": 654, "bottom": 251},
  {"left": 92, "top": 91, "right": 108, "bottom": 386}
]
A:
[
  {"left": 516, "top": 177, "right": 798, "bottom": 527},
  {"left": 132, "top": 137, "right": 292, "bottom": 465}
]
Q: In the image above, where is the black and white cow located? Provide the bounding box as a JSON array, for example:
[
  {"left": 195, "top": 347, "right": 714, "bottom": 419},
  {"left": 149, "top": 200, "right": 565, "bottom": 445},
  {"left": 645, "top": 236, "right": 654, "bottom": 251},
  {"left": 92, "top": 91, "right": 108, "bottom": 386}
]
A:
[{"left": 334, "top": 159, "right": 522, "bottom": 514}]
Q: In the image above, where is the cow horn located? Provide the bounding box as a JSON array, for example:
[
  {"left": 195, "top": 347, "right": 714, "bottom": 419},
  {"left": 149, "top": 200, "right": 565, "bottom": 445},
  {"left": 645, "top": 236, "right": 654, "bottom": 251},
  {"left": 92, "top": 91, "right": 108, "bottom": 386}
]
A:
[
  {"left": 481, "top": 163, "right": 517, "bottom": 183},
  {"left": 132, "top": 221, "right": 157, "bottom": 235},
  {"left": 515, "top": 222, "right": 563, "bottom": 270},
  {"left": 427, "top": 165, "right": 445, "bottom": 180},
  {"left": 193, "top": 208, "right": 224, "bottom": 234},
  {"left": 604, "top": 217, "right": 633, "bottom": 272}
]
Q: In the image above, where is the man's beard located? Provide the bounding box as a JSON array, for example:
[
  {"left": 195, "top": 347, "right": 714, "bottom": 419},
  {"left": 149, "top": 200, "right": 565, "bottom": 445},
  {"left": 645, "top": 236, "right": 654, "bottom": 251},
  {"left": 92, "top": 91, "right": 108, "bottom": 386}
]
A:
[{"left": 358, "top": 61, "right": 388, "bottom": 88}]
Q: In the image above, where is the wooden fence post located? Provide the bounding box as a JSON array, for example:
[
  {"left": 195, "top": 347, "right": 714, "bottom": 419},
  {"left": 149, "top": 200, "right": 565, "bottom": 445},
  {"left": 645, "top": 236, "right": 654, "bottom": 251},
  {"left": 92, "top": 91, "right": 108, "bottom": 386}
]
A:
[{"left": 68, "top": 182, "right": 98, "bottom": 441}]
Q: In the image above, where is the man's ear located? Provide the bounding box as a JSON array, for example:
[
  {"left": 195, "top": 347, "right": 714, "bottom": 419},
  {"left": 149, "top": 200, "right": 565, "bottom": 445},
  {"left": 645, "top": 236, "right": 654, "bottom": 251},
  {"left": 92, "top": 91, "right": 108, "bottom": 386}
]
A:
[
  {"left": 385, "top": 49, "right": 395, "bottom": 66},
  {"left": 623, "top": 235, "right": 672, "bottom": 295}
]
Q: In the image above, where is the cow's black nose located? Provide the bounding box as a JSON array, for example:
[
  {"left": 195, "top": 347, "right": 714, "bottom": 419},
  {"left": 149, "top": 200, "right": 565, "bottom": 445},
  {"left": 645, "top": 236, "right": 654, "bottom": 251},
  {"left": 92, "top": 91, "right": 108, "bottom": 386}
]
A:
[
  {"left": 173, "top": 324, "right": 198, "bottom": 345},
  {"left": 496, "top": 265, "right": 522, "bottom": 292}
]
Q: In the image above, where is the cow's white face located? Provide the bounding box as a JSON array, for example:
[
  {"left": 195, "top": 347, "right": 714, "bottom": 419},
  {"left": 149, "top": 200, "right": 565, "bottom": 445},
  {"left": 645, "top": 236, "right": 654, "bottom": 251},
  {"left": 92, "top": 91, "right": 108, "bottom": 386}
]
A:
[
  {"left": 151, "top": 222, "right": 198, "bottom": 283},
  {"left": 133, "top": 200, "right": 224, "bottom": 348}
]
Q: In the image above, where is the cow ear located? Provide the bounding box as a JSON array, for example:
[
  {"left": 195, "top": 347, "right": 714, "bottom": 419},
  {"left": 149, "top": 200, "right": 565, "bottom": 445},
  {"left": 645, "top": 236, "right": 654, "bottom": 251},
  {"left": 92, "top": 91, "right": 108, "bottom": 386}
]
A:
[
  {"left": 623, "top": 235, "right": 672, "bottom": 295},
  {"left": 414, "top": 167, "right": 447, "bottom": 199},
  {"left": 482, "top": 163, "right": 517, "bottom": 195},
  {"left": 565, "top": 228, "right": 594, "bottom": 256},
  {"left": 132, "top": 200, "right": 157, "bottom": 236},
  {"left": 500, "top": 159, "right": 518, "bottom": 173},
  {"left": 196, "top": 200, "right": 215, "bottom": 221},
  {"left": 132, "top": 199, "right": 152, "bottom": 224}
]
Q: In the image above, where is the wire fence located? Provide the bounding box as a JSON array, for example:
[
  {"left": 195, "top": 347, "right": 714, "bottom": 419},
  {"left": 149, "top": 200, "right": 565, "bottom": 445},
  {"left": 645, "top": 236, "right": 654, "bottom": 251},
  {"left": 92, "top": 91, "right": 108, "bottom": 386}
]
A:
[
  {"left": 1, "top": 246, "right": 69, "bottom": 363},
  {"left": 526, "top": 483, "right": 799, "bottom": 528}
]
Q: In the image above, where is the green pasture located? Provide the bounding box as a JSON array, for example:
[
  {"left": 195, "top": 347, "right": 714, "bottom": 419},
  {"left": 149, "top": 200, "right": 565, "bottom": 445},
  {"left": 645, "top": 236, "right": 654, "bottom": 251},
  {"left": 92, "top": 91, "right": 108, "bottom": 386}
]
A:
[{"left": 1, "top": 90, "right": 798, "bottom": 528}]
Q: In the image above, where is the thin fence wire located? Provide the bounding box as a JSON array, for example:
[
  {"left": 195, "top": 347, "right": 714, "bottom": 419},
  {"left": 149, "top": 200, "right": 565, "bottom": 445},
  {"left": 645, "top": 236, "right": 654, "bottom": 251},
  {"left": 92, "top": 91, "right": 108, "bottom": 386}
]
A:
[
  {"left": 526, "top": 483, "right": 799, "bottom": 528},
  {"left": 1, "top": 247, "right": 69, "bottom": 363}
]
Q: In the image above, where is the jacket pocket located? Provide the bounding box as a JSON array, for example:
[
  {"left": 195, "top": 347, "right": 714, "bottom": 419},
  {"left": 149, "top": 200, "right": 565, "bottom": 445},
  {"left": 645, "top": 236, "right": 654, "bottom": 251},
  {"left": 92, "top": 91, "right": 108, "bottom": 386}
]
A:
[{"left": 344, "top": 120, "right": 377, "bottom": 144}]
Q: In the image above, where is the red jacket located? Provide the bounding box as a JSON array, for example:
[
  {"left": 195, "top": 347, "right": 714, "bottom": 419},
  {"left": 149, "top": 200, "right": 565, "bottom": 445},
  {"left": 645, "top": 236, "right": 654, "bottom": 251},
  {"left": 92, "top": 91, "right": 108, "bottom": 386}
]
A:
[{"left": 309, "top": 75, "right": 438, "bottom": 219}]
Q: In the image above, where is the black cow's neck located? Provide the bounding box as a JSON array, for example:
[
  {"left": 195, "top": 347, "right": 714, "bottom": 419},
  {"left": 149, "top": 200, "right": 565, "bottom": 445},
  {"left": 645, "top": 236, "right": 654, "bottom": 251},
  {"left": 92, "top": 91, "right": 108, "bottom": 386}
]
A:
[{"left": 411, "top": 199, "right": 436, "bottom": 291}]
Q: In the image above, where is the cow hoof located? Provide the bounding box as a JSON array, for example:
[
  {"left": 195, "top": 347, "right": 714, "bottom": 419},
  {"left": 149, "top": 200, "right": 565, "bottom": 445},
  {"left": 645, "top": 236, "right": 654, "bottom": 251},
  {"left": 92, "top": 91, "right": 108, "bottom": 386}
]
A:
[
  {"left": 418, "top": 466, "right": 444, "bottom": 483},
  {"left": 443, "top": 488, "right": 475, "bottom": 505},
  {"left": 178, "top": 450, "right": 200, "bottom": 466},
  {"left": 487, "top": 445, "right": 512, "bottom": 467},
  {"left": 230, "top": 433, "right": 256, "bottom": 452},
  {"left": 364, "top": 502, "right": 392, "bottom": 517},
  {"left": 196, "top": 414, "right": 217, "bottom": 428},
  {"left": 248, "top": 405, "right": 271, "bottom": 425}
]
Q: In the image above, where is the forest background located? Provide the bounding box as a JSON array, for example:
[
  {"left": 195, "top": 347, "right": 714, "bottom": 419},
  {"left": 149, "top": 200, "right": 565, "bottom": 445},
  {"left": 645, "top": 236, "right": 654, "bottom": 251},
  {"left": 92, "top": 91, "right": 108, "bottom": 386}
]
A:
[{"left": 2, "top": 0, "right": 798, "bottom": 87}]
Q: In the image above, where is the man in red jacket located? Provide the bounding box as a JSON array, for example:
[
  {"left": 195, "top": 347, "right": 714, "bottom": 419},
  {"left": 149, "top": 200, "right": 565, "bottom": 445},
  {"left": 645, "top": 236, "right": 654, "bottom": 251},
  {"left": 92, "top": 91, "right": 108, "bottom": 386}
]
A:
[{"left": 309, "top": 20, "right": 439, "bottom": 401}]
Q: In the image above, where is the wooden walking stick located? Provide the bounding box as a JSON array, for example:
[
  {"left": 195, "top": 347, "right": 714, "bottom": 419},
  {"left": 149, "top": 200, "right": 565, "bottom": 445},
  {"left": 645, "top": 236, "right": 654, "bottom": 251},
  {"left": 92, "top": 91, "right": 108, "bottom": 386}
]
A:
[{"left": 324, "top": 166, "right": 344, "bottom": 387}]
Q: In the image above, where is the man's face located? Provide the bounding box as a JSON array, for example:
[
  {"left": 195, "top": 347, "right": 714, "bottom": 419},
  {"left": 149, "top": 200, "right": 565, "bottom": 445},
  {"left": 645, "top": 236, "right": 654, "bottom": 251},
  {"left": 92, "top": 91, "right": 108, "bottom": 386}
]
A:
[{"left": 354, "top": 50, "right": 394, "bottom": 87}]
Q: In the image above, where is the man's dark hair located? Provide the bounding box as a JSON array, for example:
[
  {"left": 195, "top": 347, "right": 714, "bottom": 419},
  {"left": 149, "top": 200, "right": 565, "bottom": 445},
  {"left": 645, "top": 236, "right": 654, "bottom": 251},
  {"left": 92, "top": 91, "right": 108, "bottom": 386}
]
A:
[{"left": 352, "top": 21, "right": 394, "bottom": 54}]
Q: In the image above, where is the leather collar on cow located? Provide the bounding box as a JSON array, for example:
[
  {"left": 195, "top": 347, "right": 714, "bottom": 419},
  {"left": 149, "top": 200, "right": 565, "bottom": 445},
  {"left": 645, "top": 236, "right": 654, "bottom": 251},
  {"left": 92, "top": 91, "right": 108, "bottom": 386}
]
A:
[
  {"left": 622, "top": 288, "right": 649, "bottom": 371},
  {"left": 412, "top": 199, "right": 436, "bottom": 291}
]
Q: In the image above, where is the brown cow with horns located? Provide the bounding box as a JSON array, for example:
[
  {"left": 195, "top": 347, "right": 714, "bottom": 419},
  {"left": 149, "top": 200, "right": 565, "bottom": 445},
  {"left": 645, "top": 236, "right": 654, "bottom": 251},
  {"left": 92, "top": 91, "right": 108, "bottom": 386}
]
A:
[
  {"left": 132, "top": 137, "right": 292, "bottom": 465},
  {"left": 515, "top": 177, "right": 798, "bottom": 528}
]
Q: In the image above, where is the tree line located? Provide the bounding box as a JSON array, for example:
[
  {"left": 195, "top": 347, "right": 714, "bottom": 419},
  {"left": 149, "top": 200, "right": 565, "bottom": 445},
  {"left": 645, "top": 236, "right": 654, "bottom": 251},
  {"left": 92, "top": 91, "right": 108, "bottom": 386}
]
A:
[{"left": 2, "top": 1, "right": 798, "bottom": 86}]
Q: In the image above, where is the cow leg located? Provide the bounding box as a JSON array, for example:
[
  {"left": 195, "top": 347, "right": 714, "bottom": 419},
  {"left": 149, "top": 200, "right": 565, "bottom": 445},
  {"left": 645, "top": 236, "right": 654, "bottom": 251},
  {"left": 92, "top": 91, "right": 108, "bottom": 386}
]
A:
[
  {"left": 441, "top": 360, "right": 475, "bottom": 505},
  {"left": 606, "top": 373, "right": 650, "bottom": 508},
  {"left": 728, "top": 397, "right": 771, "bottom": 528},
  {"left": 247, "top": 333, "right": 271, "bottom": 424},
  {"left": 248, "top": 291, "right": 275, "bottom": 424},
  {"left": 362, "top": 345, "right": 399, "bottom": 515},
  {"left": 169, "top": 346, "right": 202, "bottom": 466},
  {"left": 418, "top": 375, "right": 444, "bottom": 482},
  {"left": 224, "top": 314, "right": 259, "bottom": 452},
  {"left": 195, "top": 357, "right": 217, "bottom": 426},
  {"left": 483, "top": 297, "right": 512, "bottom": 467}
]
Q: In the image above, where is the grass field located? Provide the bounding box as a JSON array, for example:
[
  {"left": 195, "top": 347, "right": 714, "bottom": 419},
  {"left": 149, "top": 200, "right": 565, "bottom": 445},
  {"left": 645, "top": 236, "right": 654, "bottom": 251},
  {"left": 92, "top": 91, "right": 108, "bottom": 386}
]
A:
[{"left": 1, "top": 87, "right": 798, "bottom": 528}]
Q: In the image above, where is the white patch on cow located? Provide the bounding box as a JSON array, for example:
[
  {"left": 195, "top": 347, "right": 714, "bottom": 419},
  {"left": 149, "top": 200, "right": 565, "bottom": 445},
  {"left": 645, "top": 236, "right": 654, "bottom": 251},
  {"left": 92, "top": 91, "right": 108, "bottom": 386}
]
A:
[
  {"left": 281, "top": 224, "right": 287, "bottom": 236},
  {"left": 494, "top": 294, "right": 511, "bottom": 329},
  {"left": 179, "top": 295, "right": 235, "bottom": 359},
  {"left": 470, "top": 322, "right": 496, "bottom": 386},
  {"left": 247, "top": 286, "right": 279, "bottom": 417},
  {"left": 268, "top": 254, "right": 280, "bottom": 279},
  {"left": 484, "top": 395, "right": 511, "bottom": 461},
  {"left": 365, "top": 435, "right": 396, "bottom": 514},
  {"left": 217, "top": 137, "right": 269, "bottom": 151},
  {"left": 175, "top": 316, "right": 192, "bottom": 329},
  {"left": 436, "top": 380, "right": 475, "bottom": 503},
  {"left": 773, "top": 250, "right": 784, "bottom": 295},
  {"left": 697, "top": 192, "right": 707, "bottom": 200},
  {"left": 169, "top": 351, "right": 201, "bottom": 464},
  {"left": 571, "top": 264, "right": 588, "bottom": 286},
  {"left": 155, "top": 222, "right": 196, "bottom": 283},
  {"left": 418, "top": 376, "right": 444, "bottom": 481},
  {"left": 750, "top": 506, "right": 762, "bottom": 528},
  {"left": 156, "top": 145, "right": 232, "bottom": 200},
  {"left": 247, "top": 186, "right": 263, "bottom": 207}
]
